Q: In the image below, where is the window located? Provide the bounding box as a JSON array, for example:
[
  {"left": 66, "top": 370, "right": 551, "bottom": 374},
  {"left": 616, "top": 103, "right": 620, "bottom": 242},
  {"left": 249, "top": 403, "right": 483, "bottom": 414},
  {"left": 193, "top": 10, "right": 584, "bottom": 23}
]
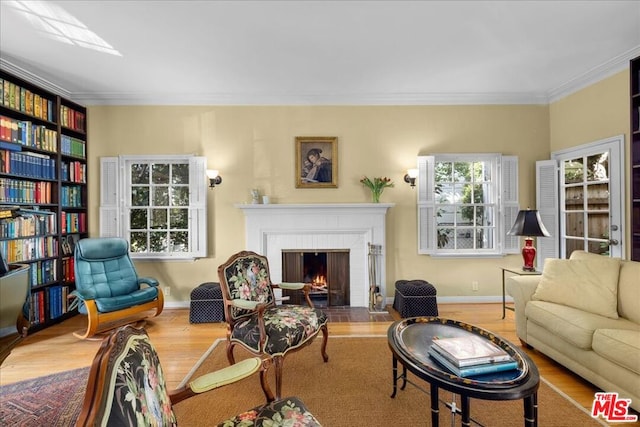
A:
[
  {"left": 417, "top": 154, "right": 519, "bottom": 256},
  {"left": 100, "top": 155, "right": 207, "bottom": 260}
]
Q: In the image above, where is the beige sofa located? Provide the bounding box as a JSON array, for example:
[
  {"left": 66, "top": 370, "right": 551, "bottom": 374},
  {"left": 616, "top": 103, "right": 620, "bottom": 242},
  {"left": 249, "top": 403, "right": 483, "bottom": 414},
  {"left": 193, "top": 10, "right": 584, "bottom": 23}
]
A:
[{"left": 506, "top": 250, "right": 640, "bottom": 411}]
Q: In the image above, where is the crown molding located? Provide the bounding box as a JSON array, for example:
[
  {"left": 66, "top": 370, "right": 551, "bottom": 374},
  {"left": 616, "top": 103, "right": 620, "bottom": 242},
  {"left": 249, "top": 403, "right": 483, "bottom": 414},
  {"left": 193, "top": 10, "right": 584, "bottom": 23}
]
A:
[
  {"left": 69, "top": 90, "right": 550, "bottom": 106},
  {"left": 547, "top": 46, "right": 640, "bottom": 103},
  {"left": 0, "top": 58, "right": 71, "bottom": 99}
]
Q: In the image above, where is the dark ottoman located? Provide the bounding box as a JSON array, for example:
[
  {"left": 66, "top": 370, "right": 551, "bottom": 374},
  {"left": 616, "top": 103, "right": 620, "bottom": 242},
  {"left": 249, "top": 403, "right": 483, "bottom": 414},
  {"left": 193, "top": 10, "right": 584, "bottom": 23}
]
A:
[
  {"left": 189, "top": 282, "right": 225, "bottom": 323},
  {"left": 393, "top": 279, "right": 438, "bottom": 318}
]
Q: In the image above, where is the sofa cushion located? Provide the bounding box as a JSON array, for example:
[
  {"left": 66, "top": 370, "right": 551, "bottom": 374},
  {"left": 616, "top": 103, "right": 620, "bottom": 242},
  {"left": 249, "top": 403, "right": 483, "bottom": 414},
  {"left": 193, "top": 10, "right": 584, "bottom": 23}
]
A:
[
  {"left": 525, "top": 300, "right": 638, "bottom": 350},
  {"left": 618, "top": 260, "right": 640, "bottom": 324},
  {"left": 592, "top": 329, "right": 640, "bottom": 375},
  {"left": 532, "top": 257, "right": 620, "bottom": 319}
]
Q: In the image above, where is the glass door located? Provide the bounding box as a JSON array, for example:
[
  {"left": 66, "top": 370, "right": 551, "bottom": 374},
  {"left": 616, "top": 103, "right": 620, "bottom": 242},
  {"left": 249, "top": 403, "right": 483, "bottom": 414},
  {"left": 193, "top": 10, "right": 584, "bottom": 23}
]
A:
[{"left": 556, "top": 137, "right": 624, "bottom": 258}]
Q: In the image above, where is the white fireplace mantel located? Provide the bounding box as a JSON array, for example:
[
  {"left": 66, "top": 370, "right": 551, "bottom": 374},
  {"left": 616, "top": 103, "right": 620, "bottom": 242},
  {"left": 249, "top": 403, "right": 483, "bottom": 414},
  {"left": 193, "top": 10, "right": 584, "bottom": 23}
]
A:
[{"left": 236, "top": 203, "right": 393, "bottom": 307}]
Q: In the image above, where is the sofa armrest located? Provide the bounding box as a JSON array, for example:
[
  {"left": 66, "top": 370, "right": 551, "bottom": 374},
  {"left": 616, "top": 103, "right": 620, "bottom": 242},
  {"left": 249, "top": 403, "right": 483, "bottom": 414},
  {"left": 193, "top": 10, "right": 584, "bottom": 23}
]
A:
[{"left": 506, "top": 275, "right": 542, "bottom": 344}]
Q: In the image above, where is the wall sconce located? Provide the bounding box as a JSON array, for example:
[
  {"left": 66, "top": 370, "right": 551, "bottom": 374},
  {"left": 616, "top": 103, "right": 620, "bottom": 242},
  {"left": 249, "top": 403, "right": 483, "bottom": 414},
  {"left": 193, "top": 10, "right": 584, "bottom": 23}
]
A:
[
  {"left": 404, "top": 168, "right": 418, "bottom": 188},
  {"left": 206, "top": 169, "right": 222, "bottom": 188}
]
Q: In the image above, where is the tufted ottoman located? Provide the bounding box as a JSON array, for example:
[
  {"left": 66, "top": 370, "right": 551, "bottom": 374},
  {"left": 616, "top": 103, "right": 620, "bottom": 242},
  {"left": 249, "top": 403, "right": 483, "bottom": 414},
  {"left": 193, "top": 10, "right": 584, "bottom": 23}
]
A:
[
  {"left": 189, "top": 282, "right": 225, "bottom": 323},
  {"left": 393, "top": 279, "right": 438, "bottom": 318}
]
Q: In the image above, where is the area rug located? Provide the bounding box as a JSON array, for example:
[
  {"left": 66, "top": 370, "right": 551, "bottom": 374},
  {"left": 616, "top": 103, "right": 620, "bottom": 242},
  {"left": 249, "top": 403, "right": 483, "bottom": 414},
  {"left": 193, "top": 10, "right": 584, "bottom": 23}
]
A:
[
  {"left": 174, "top": 336, "right": 608, "bottom": 427},
  {"left": 0, "top": 367, "right": 88, "bottom": 426}
]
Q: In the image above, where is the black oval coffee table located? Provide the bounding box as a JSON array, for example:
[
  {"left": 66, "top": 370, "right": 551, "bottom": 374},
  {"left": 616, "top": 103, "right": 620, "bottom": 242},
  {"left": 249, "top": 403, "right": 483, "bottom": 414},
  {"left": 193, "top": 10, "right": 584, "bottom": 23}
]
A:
[{"left": 388, "top": 317, "right": 540, "bottom": 426}]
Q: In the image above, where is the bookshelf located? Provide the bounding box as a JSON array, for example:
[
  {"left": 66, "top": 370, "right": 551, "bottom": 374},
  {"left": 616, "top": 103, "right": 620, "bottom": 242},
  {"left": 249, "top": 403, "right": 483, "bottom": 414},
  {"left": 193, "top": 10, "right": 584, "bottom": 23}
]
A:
[
  {"left": 0, "top": 69, "right": 88, "bottom": 333},
  {"left": 631, "top": 56, "right": 640, "bottom": 261}
]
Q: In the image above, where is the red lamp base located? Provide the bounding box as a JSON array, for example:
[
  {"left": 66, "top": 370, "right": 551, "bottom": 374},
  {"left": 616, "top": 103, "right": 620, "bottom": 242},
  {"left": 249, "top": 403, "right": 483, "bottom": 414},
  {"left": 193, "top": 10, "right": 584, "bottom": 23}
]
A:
[{"left": 521, "top": 237, "right": 536, "bottom": 271}]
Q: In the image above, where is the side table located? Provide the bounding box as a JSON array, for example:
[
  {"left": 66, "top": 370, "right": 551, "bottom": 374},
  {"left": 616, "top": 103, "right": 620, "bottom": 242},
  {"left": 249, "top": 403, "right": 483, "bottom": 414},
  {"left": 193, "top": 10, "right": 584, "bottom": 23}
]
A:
[{"left": 501, "top": 267, "right": 541, "bottom": 319}]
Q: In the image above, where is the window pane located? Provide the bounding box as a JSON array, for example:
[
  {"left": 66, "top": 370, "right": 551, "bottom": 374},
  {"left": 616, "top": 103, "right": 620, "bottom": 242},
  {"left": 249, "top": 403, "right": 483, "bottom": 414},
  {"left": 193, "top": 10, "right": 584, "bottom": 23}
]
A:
[
  {"left": 151, "top": 209, "right": 167, "bottom": 229},
  {"left": 130, "top": 232, "right": 147, "bottom": 252},
  {"left": 437, "top": 228, "right": 454, "bottom": 249},
  {"left": 587, "top": 152, "right": 608, "bottom": 182},
  {"left": 436, "top": 206, "right": 455, "bottom": 226},
  {"left": 565, "top": 212, "right": 584, "bottom": 237},
  {"left": 435, "top": 162, "right": 453, "bottom": 181},
  {"left": 131, "top": 187, "right": 149, "bottom": 206},
  {"left": 172, "top": 164, "right": 189, "bottom": 184},
  {"left": 476, "top": 227, "right": 493, "bottom": 249},
  {"left": 130, "top": 209, "right": 148, "bottom": 229},
  {"left": 150, "top": 232, "right": 168, "bottom": 252},
  {"left": 170, "top": 231, "right": 189, "bottom": 252},
  {"left": 153, "top": 187, "right": 169, "bottom": 206},
  {"left": 564, "top": 159, "right": 583, "bottom": 184},
  {"left": 152, "top": 164, "right": 170, "bottom": 184},
  {"left": 565, "top": 186, "right": 584, "bottom": 210},
  {"left": 453, "top": 162, "right": 470, "bottom": 182},
  {"left": 456, "top": 228, "right": 474, "bottom": 249},
  {"left": 171, "top": 187, "right": 189, "bottom": 206},
  {"left": 170, "top": 208, "right": 188, "bottom": 229},
  {"left": 131, "top": 164, "right": 149, "bottom": 185}
]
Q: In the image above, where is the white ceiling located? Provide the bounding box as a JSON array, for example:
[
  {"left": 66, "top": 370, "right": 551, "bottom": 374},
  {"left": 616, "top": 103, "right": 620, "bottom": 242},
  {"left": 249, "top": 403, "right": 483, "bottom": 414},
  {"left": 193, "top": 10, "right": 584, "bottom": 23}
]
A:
[{"left": 1, "top": 0, "right": 640, "bottom": 106}]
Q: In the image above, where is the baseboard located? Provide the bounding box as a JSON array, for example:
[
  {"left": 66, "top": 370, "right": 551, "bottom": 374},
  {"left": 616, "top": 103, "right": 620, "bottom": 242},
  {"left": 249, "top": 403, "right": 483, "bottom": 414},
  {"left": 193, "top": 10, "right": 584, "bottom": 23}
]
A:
[{"left": 165, "top": 295, "right": 510, "bottom": 309}]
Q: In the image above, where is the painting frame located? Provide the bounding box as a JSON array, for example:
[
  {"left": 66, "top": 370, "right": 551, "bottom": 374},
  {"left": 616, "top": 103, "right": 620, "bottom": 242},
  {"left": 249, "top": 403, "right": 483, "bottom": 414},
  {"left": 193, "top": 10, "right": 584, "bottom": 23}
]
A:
[{"left": 295, "top": 136, "right": 338, "bottom": 188}]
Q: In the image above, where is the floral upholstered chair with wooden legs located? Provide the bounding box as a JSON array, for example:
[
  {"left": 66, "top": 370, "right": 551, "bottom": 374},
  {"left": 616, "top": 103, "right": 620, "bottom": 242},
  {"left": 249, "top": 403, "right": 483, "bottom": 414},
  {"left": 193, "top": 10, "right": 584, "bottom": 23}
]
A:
[
  {"left": 76, "top": 325, "right": 322, "bottom": 426},
  {"left": 218, "top": 251, "right": 329, "bottom": 399}
]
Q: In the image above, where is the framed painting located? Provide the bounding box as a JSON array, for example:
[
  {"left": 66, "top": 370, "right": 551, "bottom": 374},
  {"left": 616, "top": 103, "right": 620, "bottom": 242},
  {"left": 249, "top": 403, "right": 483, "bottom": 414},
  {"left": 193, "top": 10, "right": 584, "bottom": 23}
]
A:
[{"left": 295, "top": 136, "right": 338, "bottom": 188}]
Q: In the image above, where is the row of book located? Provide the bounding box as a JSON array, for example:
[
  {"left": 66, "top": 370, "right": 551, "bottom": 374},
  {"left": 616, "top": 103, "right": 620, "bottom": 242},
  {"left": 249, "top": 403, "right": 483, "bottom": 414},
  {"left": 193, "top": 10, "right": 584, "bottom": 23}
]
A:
[
  {"left": 28, "top": 285, "right": 72, "bottom": 326},
  {"left": 60, "top": 160, "right": 86, "bottom": 183},
  {"left": 61, "top": 212, "right": 87, "bottom": 234},
  {"left": 61, "top": 185, "right": 83, "bottom": 207},
  {"left": 1, "top": 78, "right": 55, "bottom": 122},
  {"left": 0, "top": 116, "right": 58, "bottom": 151},
  {"left": 0, "top": 235, "right": 58, "bottom": 263},
  {"left": 60, "top": 134, "right": 86, "bottom": 159},
  {"left": 61, "top": 256, "right": 75, "bottom": 282},
  {"left": 429, "top": 335, "right": 518, "bottom": 378},
  {"left": 60, "top": 105, "right": 86, "bottom": 133},
  {"left": 1, "top": 149, "right": 56, "bottom": 180},
  {"left": 0, "top": 179, "right": 53, "bottom": 204},
  {"left": 0, "top": 208, "right": 57, "bottom": 238},
  {"left": 29, "top": 258, "right": 58, "bottom": 287}
]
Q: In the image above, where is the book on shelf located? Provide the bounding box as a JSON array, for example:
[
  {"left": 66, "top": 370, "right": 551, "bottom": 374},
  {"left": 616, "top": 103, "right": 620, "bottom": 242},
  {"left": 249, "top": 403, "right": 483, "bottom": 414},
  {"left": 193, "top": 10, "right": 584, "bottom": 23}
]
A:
[
  {"left": 428, "top": 347, "right": 518, "bottom": 378},
  {"left": 431, "top": 334, "right": 512, "bottom": 367}
]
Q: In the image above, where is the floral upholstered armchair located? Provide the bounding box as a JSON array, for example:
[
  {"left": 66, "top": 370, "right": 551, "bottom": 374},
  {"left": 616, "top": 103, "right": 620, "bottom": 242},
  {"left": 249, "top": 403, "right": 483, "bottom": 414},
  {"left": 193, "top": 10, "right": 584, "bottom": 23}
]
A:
[
  {"left": 76, "top": 325, "right": 322, "bottom": 427},
  {"left": 218, "top": 251, "right": 329, "bottom": 399}
]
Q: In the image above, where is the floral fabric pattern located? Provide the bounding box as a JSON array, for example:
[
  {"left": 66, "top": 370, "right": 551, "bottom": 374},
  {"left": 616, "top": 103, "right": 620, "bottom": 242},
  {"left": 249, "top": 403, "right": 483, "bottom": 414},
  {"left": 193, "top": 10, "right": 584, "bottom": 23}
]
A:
[
  {"left": 105, "top": 333, "right": 177, "bottom": 427},
  {"left": 222, "top": 255, "right": 276, "bottom": 320},
  {"left": 218, "top": 397, "right": 322, "bottom": 427},
  {"left": 231, "top": 305, "right": 328, "bottom": 355}
]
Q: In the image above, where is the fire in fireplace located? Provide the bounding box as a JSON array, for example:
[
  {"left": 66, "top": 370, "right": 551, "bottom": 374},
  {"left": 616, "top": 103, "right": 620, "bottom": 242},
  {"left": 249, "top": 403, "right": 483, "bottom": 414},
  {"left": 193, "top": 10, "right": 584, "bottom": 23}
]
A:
[{"left": 281, "top": 250, "right": 350, "bottom": 307}]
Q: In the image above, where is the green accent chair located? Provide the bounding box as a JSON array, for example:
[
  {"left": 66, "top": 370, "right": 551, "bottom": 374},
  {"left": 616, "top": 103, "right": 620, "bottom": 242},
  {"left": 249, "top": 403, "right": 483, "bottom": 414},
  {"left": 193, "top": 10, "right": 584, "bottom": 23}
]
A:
[
  {"left": 218, "top": 250, "right": 329, "bottom": 399},
  {"left": 69, "top": 237, "right": 164, "bottom": 339}
]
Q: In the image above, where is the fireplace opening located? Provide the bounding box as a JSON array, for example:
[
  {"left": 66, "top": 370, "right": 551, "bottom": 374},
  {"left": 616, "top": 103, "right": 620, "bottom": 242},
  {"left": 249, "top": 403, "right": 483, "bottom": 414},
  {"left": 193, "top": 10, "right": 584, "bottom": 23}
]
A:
[{"left": 281, "top": 250, "right": 350, "bottom": 307}]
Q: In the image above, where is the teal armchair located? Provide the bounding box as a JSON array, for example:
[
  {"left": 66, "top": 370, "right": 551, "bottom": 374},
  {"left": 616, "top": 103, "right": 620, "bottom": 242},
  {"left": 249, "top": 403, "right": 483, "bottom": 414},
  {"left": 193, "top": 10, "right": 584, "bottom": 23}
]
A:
[{"left": 69, "top": 237, "right": 164, "bottom": 339}]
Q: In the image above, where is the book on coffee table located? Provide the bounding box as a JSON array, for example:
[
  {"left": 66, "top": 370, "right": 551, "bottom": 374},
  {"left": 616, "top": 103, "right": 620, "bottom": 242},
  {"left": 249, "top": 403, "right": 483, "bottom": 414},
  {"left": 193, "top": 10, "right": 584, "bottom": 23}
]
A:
[
  {"left": 431, "top": 335, "right": 513, "bottom": 367},
  {"left": 428, "top": 347, "right": 518, "bottom": 377}
]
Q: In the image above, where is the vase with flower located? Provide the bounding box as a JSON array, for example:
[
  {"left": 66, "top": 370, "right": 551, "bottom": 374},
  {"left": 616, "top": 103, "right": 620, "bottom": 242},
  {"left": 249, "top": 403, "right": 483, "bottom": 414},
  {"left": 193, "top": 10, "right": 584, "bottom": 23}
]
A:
[{"left": 360, "top": 176, "right": 394, "bottom": 203}]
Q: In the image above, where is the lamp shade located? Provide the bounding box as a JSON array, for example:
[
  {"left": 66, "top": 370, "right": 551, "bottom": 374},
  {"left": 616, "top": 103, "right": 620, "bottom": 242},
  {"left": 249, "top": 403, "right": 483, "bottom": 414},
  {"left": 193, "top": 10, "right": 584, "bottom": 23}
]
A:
[{"left": 507, "top": 210, "right": 550, "bottom": 237}]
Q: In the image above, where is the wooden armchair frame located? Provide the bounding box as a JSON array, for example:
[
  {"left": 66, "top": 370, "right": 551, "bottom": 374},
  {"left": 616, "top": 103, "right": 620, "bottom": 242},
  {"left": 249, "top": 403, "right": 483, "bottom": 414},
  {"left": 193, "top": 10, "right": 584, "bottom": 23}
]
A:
[{"left": 218, "top": 250, "right": 329, "bottom": 399}]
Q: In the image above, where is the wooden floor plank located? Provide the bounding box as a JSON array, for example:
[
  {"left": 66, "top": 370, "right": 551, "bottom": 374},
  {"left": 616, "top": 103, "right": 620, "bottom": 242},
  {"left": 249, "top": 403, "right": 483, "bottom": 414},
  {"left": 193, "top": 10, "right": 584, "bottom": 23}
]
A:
[{"left": 0, "top": 303, "right": 604, "bottom": 415}]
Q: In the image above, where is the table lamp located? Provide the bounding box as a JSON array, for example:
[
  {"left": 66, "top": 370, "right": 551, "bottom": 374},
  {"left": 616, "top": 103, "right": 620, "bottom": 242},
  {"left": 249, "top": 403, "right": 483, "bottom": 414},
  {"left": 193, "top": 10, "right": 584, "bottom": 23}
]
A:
[{"left": 507, "top": 209, "right": 550, "bottom": 271}]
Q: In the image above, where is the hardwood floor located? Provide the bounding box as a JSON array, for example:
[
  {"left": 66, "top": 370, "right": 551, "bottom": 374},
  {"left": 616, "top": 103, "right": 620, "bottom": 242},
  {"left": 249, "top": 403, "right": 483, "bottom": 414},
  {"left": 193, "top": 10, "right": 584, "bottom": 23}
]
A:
[{"left": 0, "top": 303, "right": 607, "bottom": 417}]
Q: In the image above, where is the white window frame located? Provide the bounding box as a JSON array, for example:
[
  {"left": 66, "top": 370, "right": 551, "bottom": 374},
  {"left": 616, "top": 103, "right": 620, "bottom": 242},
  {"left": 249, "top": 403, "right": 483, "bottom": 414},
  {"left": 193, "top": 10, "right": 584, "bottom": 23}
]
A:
[
  {"left": 417, "top": 154, "right": 519, "bottom": 257},
  {"left": 100, "top": 155, "right": 207, "bottom": 260}
]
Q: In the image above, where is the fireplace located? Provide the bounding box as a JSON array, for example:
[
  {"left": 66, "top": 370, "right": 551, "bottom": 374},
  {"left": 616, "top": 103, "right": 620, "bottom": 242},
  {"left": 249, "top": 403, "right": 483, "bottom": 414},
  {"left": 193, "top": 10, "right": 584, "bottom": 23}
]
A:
[
  {"left": 281, "top": 250, "right": 350, "bottom": 307},
  {"left": 236, "top": 203, "right": 393, "bottom": 307}
]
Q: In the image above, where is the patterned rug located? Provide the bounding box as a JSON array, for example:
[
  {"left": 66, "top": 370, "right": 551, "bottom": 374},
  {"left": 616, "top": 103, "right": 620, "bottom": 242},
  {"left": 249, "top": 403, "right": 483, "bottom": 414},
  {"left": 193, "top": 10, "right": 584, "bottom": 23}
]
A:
[{"left": 0, "top": 367, "right": 88, "bottom": 426}]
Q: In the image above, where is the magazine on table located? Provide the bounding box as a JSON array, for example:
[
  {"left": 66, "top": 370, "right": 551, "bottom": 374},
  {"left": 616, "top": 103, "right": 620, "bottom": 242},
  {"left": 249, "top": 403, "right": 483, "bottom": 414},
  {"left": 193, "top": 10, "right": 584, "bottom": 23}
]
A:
[
  {"left": 428, "top": 348, "right": 518, "bottom": 377},
  {"left": 431, "top": 335, "right": 513, "bottom": 367}
]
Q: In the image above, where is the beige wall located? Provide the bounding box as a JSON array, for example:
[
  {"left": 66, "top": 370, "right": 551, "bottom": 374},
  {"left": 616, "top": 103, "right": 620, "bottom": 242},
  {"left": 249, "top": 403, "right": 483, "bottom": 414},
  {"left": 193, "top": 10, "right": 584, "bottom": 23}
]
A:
[
  {"left": 549, "top": 70, "right": 631, "bottom": 258},
  {"left": 88, "top": 93, "right": 620, "bottom": 304},
  {"left": 88, "top": 104, "right": 549, "bottom": 303}
]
